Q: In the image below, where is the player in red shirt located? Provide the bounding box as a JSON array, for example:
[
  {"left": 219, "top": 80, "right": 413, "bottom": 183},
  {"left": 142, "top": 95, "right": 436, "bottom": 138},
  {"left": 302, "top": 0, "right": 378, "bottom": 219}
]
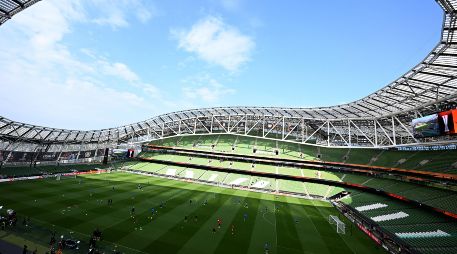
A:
[{"left": 217, "top": 218, "right": 222, "bottom": 228}]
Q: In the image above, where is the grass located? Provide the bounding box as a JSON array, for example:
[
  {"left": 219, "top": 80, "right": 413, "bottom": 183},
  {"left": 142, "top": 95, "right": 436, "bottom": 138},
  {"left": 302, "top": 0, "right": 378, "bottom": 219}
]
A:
[{"left": 0, "top": 172, "right": 385, "bottom": 254}]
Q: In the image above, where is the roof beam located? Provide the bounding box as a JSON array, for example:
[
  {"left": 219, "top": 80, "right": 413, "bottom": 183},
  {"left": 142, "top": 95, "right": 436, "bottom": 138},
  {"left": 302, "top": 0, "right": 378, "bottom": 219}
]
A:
[
  {"left": 5, "top": 124, "right": 23, "bottom": 136},
  {"left": 371, "top": 97, "right": 404, "bottom": 111},
  {"left": 427, "top": 63, "right": 457, "bottom": 69},
  {"left": 11, "top": 0, "right": 24, "bottom": 8},
  {"left": 432, "top": 52, "right": 457, "bottom": 57},
  {"left": 0, "top": 7, "right": 10, "bottom": 18},
  {"left": 19, "top": 127, "right": 35, "bottom": 139},
  {"left": 320, "top": 109, "right": 338, "bottom": 119},
  {"left": 409, "top": 78, "right": 456, "bottom": 90},
  {"left": 0, "top": 6, "right": 9, "bottom": 14},
  {"left": 338, "top": 107, "right": 362, "bottom": 117},
  {"left": 0, "top": 122, "right": 12, "bottom": 132},
  {"left": 42, "top": 131, "right": 53, "bottom": 141},
  {"left": 419, "top": 71, "right": 455, "bottom": 79},
  {"left": 364, "top": 100, "right": 390, "bottom": 113}
]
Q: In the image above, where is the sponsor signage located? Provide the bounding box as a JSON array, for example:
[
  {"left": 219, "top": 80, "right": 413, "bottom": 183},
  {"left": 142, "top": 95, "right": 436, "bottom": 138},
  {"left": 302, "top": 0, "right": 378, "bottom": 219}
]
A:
[
  {"left": 438, "top": 109, "right": 457, "bottom": 134},
  {"left": 397, "top": 144, "right": 457, "bottom": 151},
  {"left": 357, "top": 223, "right": 381, "bottom": 245},
  {"left": 38, "top": 152, "right": 58, "bottom": 161}
]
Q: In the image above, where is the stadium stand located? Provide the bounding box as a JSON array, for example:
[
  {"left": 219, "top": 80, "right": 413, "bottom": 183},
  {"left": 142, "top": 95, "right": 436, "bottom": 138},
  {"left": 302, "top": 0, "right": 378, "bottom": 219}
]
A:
[
  {"left": 342, "top": 192, "right": 457, "bottom": 254},
  {"left": 150, "top": 134, "right": 457, "bottom": 175}
]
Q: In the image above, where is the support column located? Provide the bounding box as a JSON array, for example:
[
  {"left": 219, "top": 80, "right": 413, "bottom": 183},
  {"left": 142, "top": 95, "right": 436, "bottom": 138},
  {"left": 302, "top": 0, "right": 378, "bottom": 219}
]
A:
[
  {"left": 374, "top": 120, "right": 378, "bottom": 147},
  {"left": 244, "top": 115, "right": 248, "bottom": 135},
  {"left": 210, "top": 116, "right": 214, "bottom": 133},
  {"left": 193, "top": 118, "right": 197, "bottom": 134},
  {"left": 282, "top": 117, "right": 285, "bottom": 140},
  {"left": 227, "top": 115, "right": 231, "bottom": 133},
  {"left": 262, "top": 115, "right": 265, "bottom": 137},
  {"left": 161, "top": 123, "right": 165, "bottom": 137},
  {"left": 392, "top": 117, "right": 396, "bottom": 146},
  {"left": 327, "top": 120, "right": 330, "bottom": 146}
]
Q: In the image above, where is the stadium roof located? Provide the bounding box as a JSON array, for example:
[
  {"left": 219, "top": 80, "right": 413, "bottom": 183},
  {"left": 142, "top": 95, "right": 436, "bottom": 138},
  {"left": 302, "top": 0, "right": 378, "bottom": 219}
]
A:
[
  {"left": 0, "top": 0, "right": 39, "bottom": 26},
  {"left": 0, "top": 0, "right": 456, "bottom": 145}
]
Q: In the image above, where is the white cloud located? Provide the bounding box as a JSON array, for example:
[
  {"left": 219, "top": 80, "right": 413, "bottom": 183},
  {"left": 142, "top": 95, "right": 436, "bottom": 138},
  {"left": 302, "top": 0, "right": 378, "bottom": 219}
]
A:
[
  {"left": 182, "top": 74, "right": 235, "bottom": 103},
  {"left": 12, "top": 1, "right": 73, "bottom": 46},
  {"left": 89, "top": 0, "right": 155, "bottom": 29},
  {"left": 93, "top": 12, "right": 129, "bottom": 28},
  {"left": 0, "top": 0, "right": 163, "bottom": 130},
  {"left": 173, "top": 16, "right": 255, "bottom": 71},
  {"left": 0, "top": 0, "right": 238, "bottom": 130},
  {"left": 143, "top": 84, "right": 161, "bottom": 98},
  {"left": 99, "top": 61, "right": 139, "bottom": 83}
]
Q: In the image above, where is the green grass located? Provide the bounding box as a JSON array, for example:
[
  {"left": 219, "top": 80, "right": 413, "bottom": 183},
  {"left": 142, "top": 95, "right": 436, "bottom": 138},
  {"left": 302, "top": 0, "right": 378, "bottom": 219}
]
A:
[{"left": 0, "top": 172, "right": 385, "bottom": 254}]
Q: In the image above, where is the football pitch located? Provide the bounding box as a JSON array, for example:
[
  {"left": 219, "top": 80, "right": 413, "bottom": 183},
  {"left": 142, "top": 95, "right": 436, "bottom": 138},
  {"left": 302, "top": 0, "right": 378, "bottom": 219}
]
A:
[{"left": 0, "top": 171, "right": 385, "bottom": 254}]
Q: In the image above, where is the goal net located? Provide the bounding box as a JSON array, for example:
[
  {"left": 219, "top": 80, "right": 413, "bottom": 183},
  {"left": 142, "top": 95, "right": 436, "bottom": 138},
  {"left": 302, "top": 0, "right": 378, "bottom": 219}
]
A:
[{"left": 329, "top": 215, "right": 345, "bottom": 234}]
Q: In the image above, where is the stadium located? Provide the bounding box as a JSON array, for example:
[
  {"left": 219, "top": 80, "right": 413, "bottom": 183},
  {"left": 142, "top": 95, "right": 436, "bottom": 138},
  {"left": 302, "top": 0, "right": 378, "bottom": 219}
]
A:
[{"left": 0, "top": 0, "right": 456, "bottom": 253}]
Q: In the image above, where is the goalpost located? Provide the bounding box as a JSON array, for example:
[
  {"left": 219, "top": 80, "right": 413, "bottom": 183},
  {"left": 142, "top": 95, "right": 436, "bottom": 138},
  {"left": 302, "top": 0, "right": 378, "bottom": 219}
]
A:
[{"left": 329, "top": 215, "right": 345, "bottom": 234}]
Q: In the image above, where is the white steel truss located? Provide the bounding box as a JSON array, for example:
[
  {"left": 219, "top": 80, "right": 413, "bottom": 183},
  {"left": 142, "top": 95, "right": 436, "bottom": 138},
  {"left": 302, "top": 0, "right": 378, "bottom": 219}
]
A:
[{"left": 0, "top": 0, "right": 456, "bottom": 153}]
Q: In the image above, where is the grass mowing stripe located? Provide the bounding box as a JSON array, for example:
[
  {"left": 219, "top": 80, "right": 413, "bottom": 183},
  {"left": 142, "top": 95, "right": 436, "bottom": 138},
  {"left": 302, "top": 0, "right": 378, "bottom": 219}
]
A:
[
  {"left": 177, "top": 188, "right": 250, "bottom": 254},
  {"left": 115, "top": 189, "right": 204, "bottom": 250},
  {"left": 1, "top": 173, "right": 138, "bottom": 206},
  {"left": 140, "top": 189, "right": 223, "bottom": 252},
  {"left": 83, "top": 187, "right": 187, "bottom": 246},
  {"left": 0, "top": 173, "right": 197, "bottom": 248},
  {"left": 312, "top": 200, "right": 358, "bottom": 252},
  {"left": 247, "top": 194, "right": 278, "bottom": 254},
  {"left": 118, "top": 186, "right": 215, "bottom": 249},
  {"left": 275, "top": 200, "right": 304, "bottom": 254},
  {"left": 101, "top": 180, "right": 214, "bottom": 246},
  {"left": 305, "top": 200, "right": 353, "bottom": 253},
  {"left": 307, "top": 200, "right": 386, "bottom": 254},
  {"left": 50, "top": 180, "right": 187, "bottom": 229},
  {"left": 213, "top": 190, "right": 261, "bottom": 254},
  {"left": 0, "top": 172, "right": 387, "bottom": 254},
  {"left": 12, "top": 176, "right": 183, "bottom": 225},
  {"left": 286, "top": 197, "right": 332, "bottom": 254}
]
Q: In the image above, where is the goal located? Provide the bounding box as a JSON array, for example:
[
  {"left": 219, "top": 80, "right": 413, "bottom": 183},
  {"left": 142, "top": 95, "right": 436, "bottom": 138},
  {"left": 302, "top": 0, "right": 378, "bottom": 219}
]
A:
[{"left": 329, "top": 215, "right": 345, "bottom": 234}]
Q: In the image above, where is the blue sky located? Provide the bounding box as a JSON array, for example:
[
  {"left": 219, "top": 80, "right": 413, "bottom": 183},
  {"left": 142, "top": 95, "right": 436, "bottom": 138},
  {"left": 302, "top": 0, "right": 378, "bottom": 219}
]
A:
[{"left": 0, "top": 0, "right": 443, "bottom": 130}]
